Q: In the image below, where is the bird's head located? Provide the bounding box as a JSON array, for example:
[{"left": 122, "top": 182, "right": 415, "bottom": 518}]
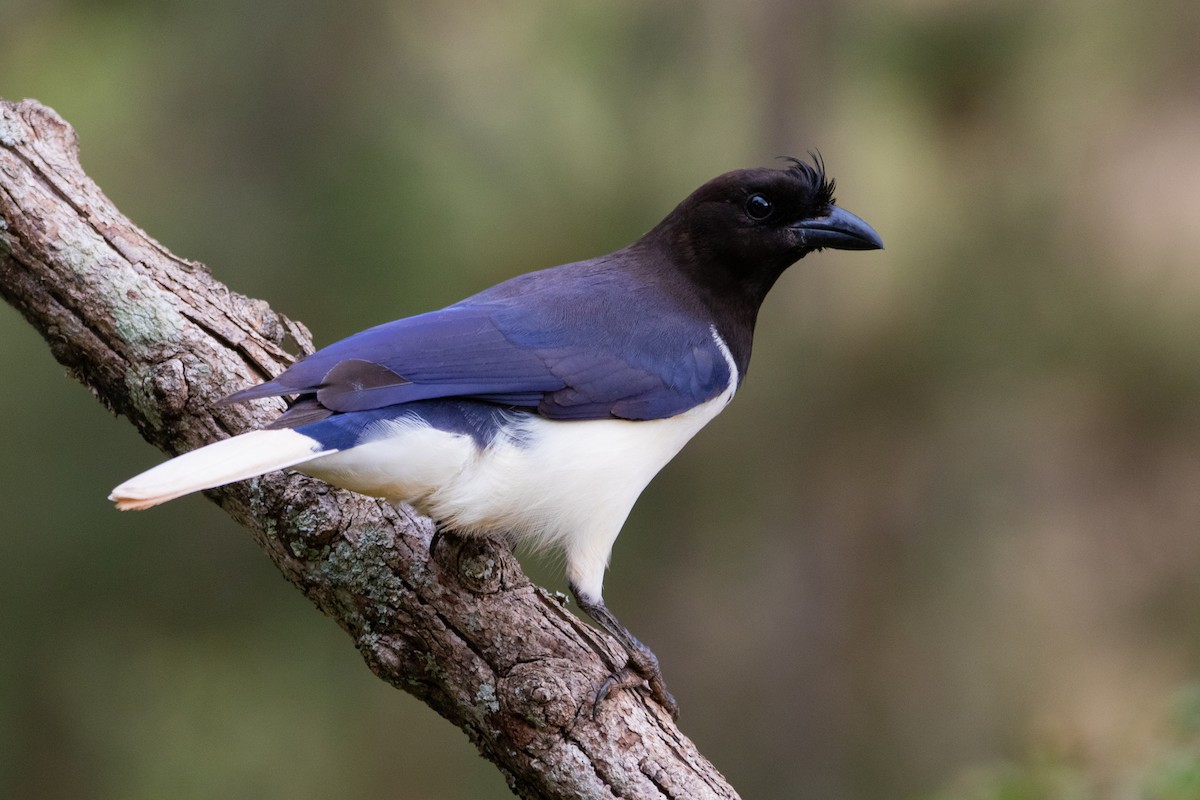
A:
[{"left": 650, "top": 155, "right": 883, "bottom": 301}]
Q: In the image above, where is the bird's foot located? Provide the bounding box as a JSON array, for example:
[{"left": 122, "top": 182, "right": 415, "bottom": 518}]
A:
[
  {"left": 593, "top": 646, "right": 678, "bottom": 720},
  {"left": 570, "top": 581, "right": 679, "bottom": 720},
  {"left": 429, "top": 520, "right": 460, "bottom": 556},
  {"left": 629, "top": 645, "right": 678, "bottom": 719}
]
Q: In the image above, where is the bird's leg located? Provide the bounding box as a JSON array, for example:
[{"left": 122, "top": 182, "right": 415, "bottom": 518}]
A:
[{"left": 569, "top": 581, "right": 679, "bottom": 720}]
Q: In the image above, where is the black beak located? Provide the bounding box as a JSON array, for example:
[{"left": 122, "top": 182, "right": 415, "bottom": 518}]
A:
[{"left": 792, "top": 205, "right": 883, "bottom": 251}]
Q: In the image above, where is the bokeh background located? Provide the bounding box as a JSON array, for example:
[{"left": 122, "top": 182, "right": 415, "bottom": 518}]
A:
[{"left": 4, "top": 1, "right": 1200, "bottom": 798}]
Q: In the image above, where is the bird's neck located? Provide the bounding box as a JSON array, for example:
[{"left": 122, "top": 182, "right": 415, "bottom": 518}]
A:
[
  {"left": 698, "top": 274, "right": 768, "bottom": 384},
  {"left": 636, "top": 228, "right": 783, "bottom": 382}
]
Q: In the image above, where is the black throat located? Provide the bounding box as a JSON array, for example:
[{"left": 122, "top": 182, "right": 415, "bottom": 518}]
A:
[{"left": 638, "top": 222, "right": 793, "bottom": 383}]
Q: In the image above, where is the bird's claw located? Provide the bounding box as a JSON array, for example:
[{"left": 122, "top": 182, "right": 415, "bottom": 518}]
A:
[
  {"left": 592, "top": 666, "right": 641, "bottom": 719},
  {"left": 591, "top": 656, "right": 679, "bottom": 721},
  {"left": 429, "top": 521, "right": 455, "bottom": 556},
  {"left": 644, "top": 671, "right": 679, "bottom": 720}
]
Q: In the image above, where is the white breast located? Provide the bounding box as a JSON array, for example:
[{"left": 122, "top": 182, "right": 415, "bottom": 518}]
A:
[{"left": 302, "top": 327, "right": 739, "bottom": 601}]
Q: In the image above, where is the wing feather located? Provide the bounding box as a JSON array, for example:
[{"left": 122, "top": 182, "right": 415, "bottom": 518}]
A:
[{"left": 222, "top": 262, "right": 733, "bottom": 423}]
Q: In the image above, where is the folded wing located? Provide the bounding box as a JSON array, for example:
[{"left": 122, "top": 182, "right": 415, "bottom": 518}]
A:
[{"left": 223, "top": 275, "right": 732, "bottom": 424}]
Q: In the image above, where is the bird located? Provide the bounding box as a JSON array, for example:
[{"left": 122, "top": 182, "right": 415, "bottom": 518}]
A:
[{"left": 110, "top": 155, "right": 882, "bottom": 718}]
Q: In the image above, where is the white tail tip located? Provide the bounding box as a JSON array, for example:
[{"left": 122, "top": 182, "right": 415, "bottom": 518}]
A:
[{"left": 110, "top": 493, "right": 172, "bottom": 511}]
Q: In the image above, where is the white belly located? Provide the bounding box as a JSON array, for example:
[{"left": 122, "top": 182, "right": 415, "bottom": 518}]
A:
[
  {"left": 302, "top": 328, "right": 739, "bottom": 600},
  {"left": 303, "top": 391, "right": 725, "bottom": 590}
]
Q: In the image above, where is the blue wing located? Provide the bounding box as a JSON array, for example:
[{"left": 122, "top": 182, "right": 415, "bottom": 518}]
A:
[{"left": 223, "top": 260, "right": 733, "bottom": 423}]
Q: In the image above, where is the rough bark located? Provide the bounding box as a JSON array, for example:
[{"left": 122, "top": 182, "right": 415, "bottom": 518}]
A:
[{"left": 0, "top": 99, "right": 738, "bottom": 800}]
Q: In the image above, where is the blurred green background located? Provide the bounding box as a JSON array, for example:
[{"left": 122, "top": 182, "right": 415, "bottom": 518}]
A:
[{"left": 4, "top": 0, "right": 1200, "bottom": 798}]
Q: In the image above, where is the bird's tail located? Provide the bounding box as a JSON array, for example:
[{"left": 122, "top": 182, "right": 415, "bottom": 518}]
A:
[{"left": 109, "top": 429, "right": 332, "bottom": 510}]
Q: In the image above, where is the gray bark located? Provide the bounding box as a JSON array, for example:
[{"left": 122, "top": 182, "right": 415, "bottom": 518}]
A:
[{"left": 0, "top": 98, "right": 738, "bottom": 800}]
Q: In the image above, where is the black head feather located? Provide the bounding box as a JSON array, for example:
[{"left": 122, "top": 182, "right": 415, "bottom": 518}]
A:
[{"left": 780, "top": 153, "right": 836, "bottom": 210}]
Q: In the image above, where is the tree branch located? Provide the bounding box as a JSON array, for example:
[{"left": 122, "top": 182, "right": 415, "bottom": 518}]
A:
[{"left": 0, "top": 98, "right": 738, "bottom": 800}]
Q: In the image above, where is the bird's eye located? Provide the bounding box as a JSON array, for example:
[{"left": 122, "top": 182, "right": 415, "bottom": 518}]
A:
[{"left": 745, "top": 193, "right": 773, "bottom": 220}]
